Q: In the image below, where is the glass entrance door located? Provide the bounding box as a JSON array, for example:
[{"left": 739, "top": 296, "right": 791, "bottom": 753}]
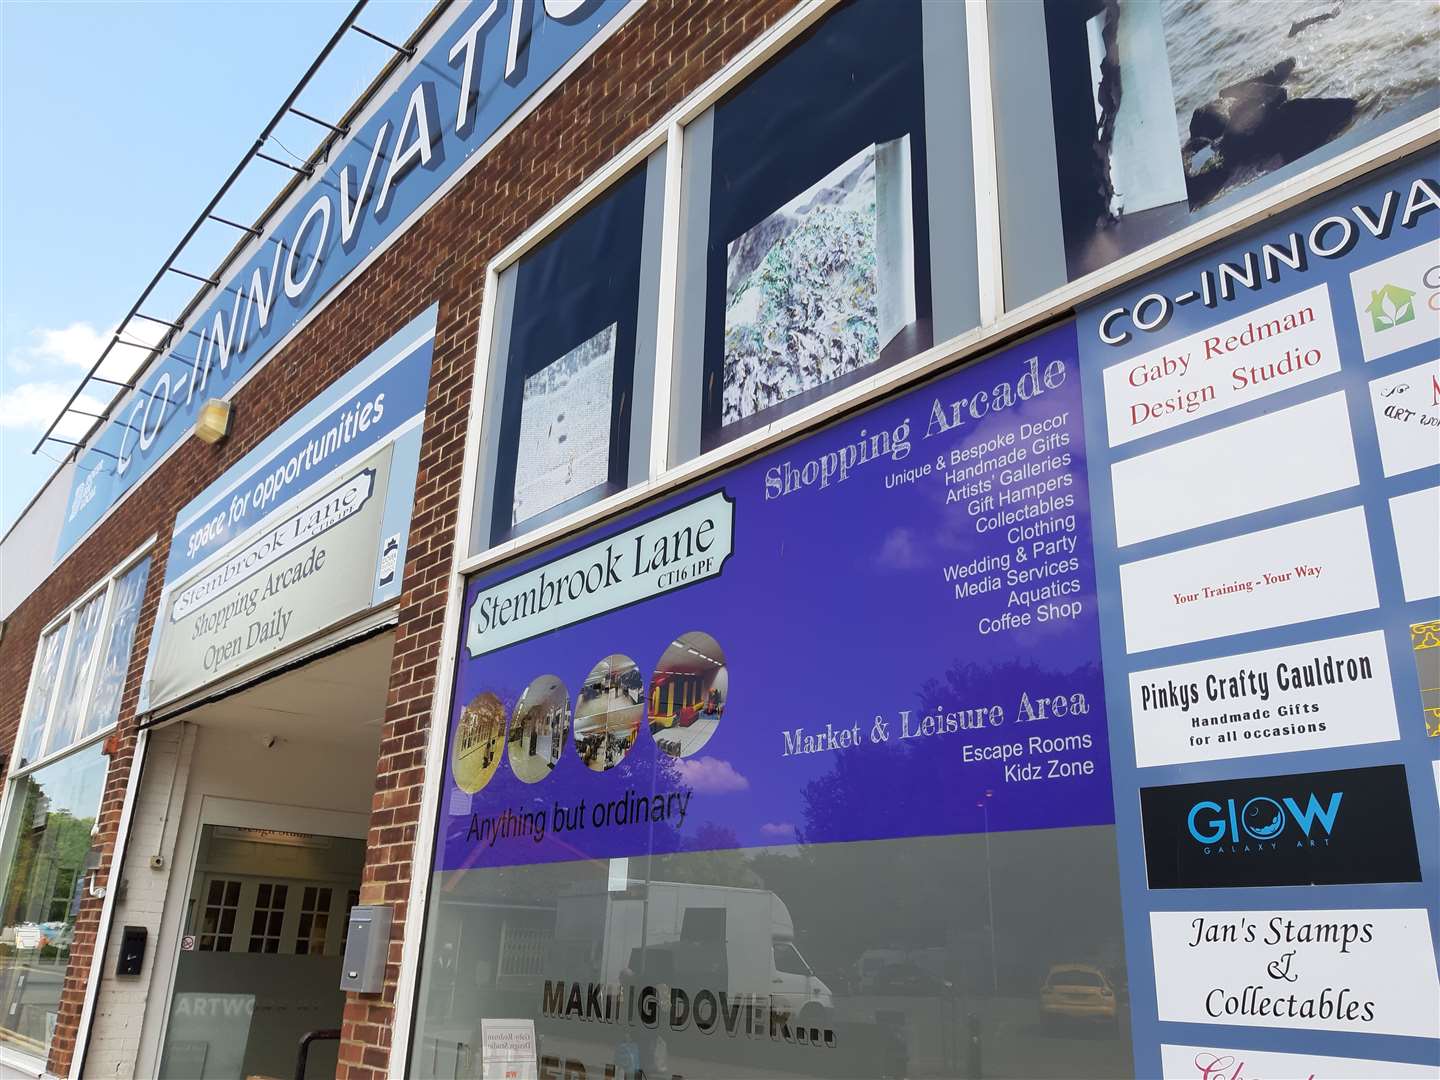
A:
[{"left": 158, "top": 825, "right": 364, "bottom": 1080}]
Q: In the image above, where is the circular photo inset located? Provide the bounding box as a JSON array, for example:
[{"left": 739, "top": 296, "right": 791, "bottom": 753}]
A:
[
  {"left": 648, "top": 631, "right": 727, "bottom": 758},
  {"left": 452, "top": 691, "right": 507, "bottom": 794},
  {"left": 574, "top": 654, "right": 645, "bottom": 772},
  {"left": 508, "top": 675, "right": 571, "bottom": 783}
]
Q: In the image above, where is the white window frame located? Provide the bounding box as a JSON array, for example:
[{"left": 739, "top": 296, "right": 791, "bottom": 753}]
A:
[
  {"left": 396, "top": 0, "right": 1440, "bottom": 1068},
  {"left": 8, "top": 538, "right": 155, "bottom": 781},
  {"left": 0, "top": 538, "right": 154, "bottom": 1076}
]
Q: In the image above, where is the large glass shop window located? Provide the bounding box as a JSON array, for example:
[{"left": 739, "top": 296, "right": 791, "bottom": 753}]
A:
[
  {"left": 414, "top": 832, "right": 1133, "bottom": 1079},
  {"left": 0, "top": 745, "right": 108, "bottom": 1061},
  {"left": 469, "top": 154, "right": 665, "bottom": 555},
  {"left": 420, "top": 298, "right": 1135, "bottom": 1076},
  {"left": 668, "top": 0, "right": 979, "bottom": 463},
  {"left": 990, "top": 0, "right": 1440, "bottom": 306},
  {"left": 0, "top": 553, "right": 150, "bottom": 1064}
]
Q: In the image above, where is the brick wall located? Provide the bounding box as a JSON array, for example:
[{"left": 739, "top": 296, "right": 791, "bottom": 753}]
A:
[{"left": 0, "top": 1, "right": 795, "bottom": 1076}]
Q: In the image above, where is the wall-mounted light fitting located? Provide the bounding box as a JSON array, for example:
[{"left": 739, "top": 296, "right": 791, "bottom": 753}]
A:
[{"left": 194, "top": 399, "right": 232, "bottom": 444}]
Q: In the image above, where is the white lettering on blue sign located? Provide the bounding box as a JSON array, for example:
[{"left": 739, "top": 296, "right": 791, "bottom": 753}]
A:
[{"left": 59, "top": 0, "right": 631, "bottom": 560}]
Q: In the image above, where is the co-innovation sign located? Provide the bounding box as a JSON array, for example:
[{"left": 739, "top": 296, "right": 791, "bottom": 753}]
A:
[{"left": 58, "top": 0, "right": 632, "bottom": 561}]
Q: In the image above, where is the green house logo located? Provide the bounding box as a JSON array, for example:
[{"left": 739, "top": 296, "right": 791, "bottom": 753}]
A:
[{"left": 1366, "top": 283, "right": 1417, "bottom": 333}]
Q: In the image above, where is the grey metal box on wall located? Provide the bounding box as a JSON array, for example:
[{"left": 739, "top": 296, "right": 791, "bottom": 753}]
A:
[{"left": 339, "top": 904, "right": 392, "bottom": 994}]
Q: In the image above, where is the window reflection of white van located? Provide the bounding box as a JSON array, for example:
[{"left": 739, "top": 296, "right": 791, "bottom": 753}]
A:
[{"left": 554, "top": 881, "right": 833, "bottom": 1024}]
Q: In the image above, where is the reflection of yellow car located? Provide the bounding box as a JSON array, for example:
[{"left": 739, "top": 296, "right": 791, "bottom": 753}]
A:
[{"left": 1040, "top": 964, "right": 1117, "bottom": 1026}]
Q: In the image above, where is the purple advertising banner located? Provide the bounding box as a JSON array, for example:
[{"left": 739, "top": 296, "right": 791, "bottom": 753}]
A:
[{"left": 437, "top": 322, "right": 1113, "bottom": 873}]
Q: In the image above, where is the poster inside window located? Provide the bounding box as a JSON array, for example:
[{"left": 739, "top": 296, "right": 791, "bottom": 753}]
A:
[
  {"left": 1039, "top": 0, "right": 1440, "bottom": 281},
  {"left": 15, "top": 624, "right": 67, "bottom": 768},
  {"left": 513, "top": 324, "right": 619, "bottom": 528},
  {"left": 82, "top": 556, "right": 150, "bottom": 738},
  {"left": 481, "top": 161, "right": 657, "bottom": 550},
  {"left": 673, "top": 0, "right": 982, "bottom": 459}
]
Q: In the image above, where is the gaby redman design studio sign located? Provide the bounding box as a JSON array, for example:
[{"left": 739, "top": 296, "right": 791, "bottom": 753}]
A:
[
  {"left": 57, "top": 0, "right": 633, "bottom": 562},
  {"left": 142, "top": 310, "right": 434, "bottom": 710},
  {"left": 1150, "top": 908, "right": 1440, "bottom": 1039},
  {"left": 437, "top": 323, "right": 1117, "bottom": 873}
]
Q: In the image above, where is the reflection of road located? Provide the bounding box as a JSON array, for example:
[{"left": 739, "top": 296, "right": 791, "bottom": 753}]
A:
[
  {"left": 511, "top": 994, "right": 1130, "bottom": 1079},
  {"left": 0, "top": 961, "right": 65, "bottom": 1045},
  {"left": 834, "top": 993, "right": 1131, "bottom": 1078}
]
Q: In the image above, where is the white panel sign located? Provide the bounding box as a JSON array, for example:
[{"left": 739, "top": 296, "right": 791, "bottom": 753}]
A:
[
  {"left": 1111, "top": 393, "right": 1358, "bottom": 547},
  {"left": 1128, "top": 631, "right": 1398, "bottom": 767},
  {"left": 1390, "top": 487, "right": 1440, "bottom": 602},
  {"left": 1103, "top": 285, "right": 1340, "bottom": 447},
  {"left": 1349, "top": 238, "right": 1440, "bottom": 362},
  {"left": 1160, "top": 1043, "right": 1440, "bottom": 1080},
  {"left": 467, "top": 491, "right": 735, "bottom": 657},
  {"left": 149, "top": 446, "right": 392, "bottom": 706},
  {"left": 1369, "top": 360, "right": 1440, "bottom": 476},
  {"left": 1150, "top": 908, "right": 1440, "bottom": 1038},
  {"left": 1119, "top": 508, "right": 1378, "bottom": 653}
]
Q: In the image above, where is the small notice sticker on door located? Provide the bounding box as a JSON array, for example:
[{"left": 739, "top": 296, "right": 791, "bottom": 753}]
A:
[
  {"left": 480, "top": 1019, "right": 537, "bottom": 1080},
  {"left": 180, "top": 934, "right": 196, "bottom": 952}
]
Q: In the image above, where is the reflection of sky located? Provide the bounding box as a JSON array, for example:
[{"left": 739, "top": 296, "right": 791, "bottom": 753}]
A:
[{"left": 440, "top": 324, "right": 1113, "bottom": 871}]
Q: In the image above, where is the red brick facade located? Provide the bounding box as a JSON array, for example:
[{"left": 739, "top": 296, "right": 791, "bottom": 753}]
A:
[{"left": 0, "top": 2, "right": 794, "bottom": 1075}]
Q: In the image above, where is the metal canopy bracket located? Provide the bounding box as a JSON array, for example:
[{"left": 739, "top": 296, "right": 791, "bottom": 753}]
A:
[
  {"left": 29, "top": 0, "right": 413, "bottom": 460},
  {"left": 255, "top": 151, "right": 315, "bottom": 176},
  {"left": 131, "top": 313, "right": 182, "bottom": 330},
  {"left": 206, "top": 213, "right": 262, "bottom": 236},
  {"left": 288, "top": 107, "right": 351, "bottom": 136},
  {"left": 165, "top": 267, "right": 221, "bottom": 287},
  {"left": 350, "top": 24, "right": 417, "bottom": 57}
]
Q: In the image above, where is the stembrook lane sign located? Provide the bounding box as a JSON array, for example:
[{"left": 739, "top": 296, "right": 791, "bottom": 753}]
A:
[
  {"left": 142, "top": 308, "right": 434, "bottom": 711},
  {"left": 465, "top": 492, "right": 735, "bottom": 658}
]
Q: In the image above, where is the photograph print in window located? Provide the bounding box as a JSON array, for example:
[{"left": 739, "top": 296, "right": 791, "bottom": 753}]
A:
[
  {"left": 723, "top": 139, "right": 915, "bottom": 425},
  {"left": 512, "top": 323, "right": 618, "bottom": 527},
  {"left": 1046, "top": 0, "right": 1439, "bottom": 278}
]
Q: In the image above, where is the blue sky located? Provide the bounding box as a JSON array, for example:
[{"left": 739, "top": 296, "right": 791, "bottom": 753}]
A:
[{"left": 1, "top": 0, "right": 431, "bottom": 535}]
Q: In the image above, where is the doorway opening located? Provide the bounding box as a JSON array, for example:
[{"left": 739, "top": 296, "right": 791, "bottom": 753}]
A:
[
  {"left": 158, "top": 825, "right": 364, "bottom": 1079},
  {"left": 121, "top": 631, "right": 394, "bottom": 1080}
]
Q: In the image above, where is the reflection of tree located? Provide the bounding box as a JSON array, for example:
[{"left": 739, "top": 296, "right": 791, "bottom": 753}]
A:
[
  {"left": 917, "top": 658, "right": 1102, "bottom": 722},
  {"left": 657, "top": 825, "right": 763, "bottom": 889},
  {"left": 769, "top": 657, "right": 1120, "bottom": 994},
  {"left": 747, "top": 829, "right": 1126, "bottom": 999},
  {"left": 1, "top": 780, "right": 95, "bottom": 936},
  {"left": 803, "top": 659, "right": 1103, "bottom": 843}
]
